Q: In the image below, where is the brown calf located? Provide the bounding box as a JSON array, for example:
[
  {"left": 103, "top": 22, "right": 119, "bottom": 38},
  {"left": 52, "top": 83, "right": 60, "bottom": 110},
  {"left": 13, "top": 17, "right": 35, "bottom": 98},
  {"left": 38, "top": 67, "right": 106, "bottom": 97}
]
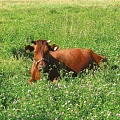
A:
[{"left": 25, "top": 40, "right": 107, "bottom": 84}]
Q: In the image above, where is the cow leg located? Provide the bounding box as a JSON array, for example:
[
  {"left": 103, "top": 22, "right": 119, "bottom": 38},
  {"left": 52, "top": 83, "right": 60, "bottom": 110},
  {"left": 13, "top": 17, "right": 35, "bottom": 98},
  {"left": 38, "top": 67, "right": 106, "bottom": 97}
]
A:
[
  {"left": 52, "top": 77, "right": 58, "bottom": 83},
  {"left": 28, "top": 74, "right": 40, "bottom": 84},
  {"left": 28, "top": 68, "right": 40, "bottom": 84},
  {"left": 28, "top": 78, "right": 35, "bottom": 84},
  {"left": 48, "top": 69, "right": 60, "bottom": 82},
  {"left": 49, "top": 75, "right": 58, "bottom": 82}
]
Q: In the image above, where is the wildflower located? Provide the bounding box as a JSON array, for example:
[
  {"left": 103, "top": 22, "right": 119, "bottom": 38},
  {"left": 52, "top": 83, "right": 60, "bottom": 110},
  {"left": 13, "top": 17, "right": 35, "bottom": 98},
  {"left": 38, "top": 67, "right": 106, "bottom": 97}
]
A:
[
  {"left": 82, "top": 116, "right": 85, "bottom": 120},
  {"left": 27, "top": 94, "right": 30, "bottom": 96},
  {"left": 70, "top": 104, "right": 72, "bottom": 106},
  {"left": 91, "top": 94, "right": 93, "bottom": 97},
  {"left": 36, "top": 106, "right": 40, "bottom": 109},
  {"left": 8, "top": 114, "right": 11, "bottom": 116},
  {"left": 94, "top": 115, "right": 97, "bottom": 118},
  {"left": 68, "top": 100, "right": 70, "bottom": 103},
  {"left": 55, "top": 87, "right": 58, "bottom": 90},
  {"left": 113, "top": 83, "right": 116, "bottom": 86},
  {"left": 65, "top": 90, "right": 68, "bottom": 94},
  {"left": 61, "top": 112, "right": 64, "bottom": 115},
  {"left": 76, "top": 103, "right": 78, "bottom": 106},
  {"left": 65, "top": 102, "right": 67, "bottom": 105},
  {"left": 32, "top": 104, "right": 35, "bottom": 106},
  {"left": 97, "top": 92, "right": 100, "bottom": 95},
  {"left": 108, "top": 112, "right": 112, "bottom": 117},
  {"left": 116, "top": 113, "right": 120, "bottom": 117},
  {"left": 90, "top": 113, "right": 92, "bottom": 115},
  {"left": 2, "top": 96, "right": 5, "bottom": 100},
  {"left": 90, "top": 85, "right": 94, "bottom": 89},
  {"left": 75, "top": 110, "right": 78, "bottom": 114},
  {"left": 71, "top": 109, "right": 73, "bottom": 112},
  {"left": 17, "top": 115, "right": 20, "bottom": 118},
  {"left": 57, "top": 83, "right": 60, "bottom": 87},
  {"left": 101, "top": 111, "right": 104, "bottom": 114},
  {"left": 22, "top": 97, "right": 26, "bottom": 100},
  {"left": 81, "top": 85, "right": 85, "bottom": 88},
  {"left": 50, "top": 97, "right": 53, "bottom": 101},
  {"left": 13, "top": 99, "right": 18, "bottom": 104},
  {"left": 62, "top": 104, "right": 65, "bottom": 107},
  {"left": 47, "top": 112, "right": 50, "bottom": 114},
  {"left": 97, "top": 87, "right": 102, "bottom": 91},
  {"left": 68, "top": 108, "right": 70, "bottom": 110},
  {"left": 16, "top": 109, "right": 20, "bottom": 112},
  {"left": 56, "top": 111, "right": 58, "bottom": 114},
  {"left": 81, "top": 79, "right": 84, "bottom": 82},
  {"left": 28, "top": 90, "right": 31, "bottom": 93}
]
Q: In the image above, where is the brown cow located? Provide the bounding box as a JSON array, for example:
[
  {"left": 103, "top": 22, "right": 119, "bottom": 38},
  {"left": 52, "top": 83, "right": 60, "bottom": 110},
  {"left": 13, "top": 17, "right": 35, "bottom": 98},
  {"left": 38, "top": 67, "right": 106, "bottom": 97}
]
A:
[{"left": 25, "top": 40, "right": 107, "bottom": 84}]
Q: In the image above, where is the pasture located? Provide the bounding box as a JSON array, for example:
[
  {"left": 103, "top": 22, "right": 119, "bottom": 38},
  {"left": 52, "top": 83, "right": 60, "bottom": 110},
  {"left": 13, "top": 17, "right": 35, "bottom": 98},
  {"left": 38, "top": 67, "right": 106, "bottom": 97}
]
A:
[{"left": 0, "top": 0, "right": 120, "bottom": 119}]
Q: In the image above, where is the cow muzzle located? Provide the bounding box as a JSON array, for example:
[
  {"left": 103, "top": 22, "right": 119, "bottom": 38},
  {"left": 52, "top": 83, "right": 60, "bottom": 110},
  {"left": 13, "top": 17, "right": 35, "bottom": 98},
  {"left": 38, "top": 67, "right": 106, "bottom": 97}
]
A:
[
  {"left": 34, "top": 58, "right": 49, "bottom": 70},
  {"left": 39, "top": 65, "right": 46, "bottom": 71}
]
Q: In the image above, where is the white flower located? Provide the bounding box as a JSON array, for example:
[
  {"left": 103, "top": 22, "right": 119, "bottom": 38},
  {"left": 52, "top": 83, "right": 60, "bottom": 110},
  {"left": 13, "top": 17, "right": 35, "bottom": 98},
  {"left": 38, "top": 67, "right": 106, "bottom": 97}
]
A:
[{"left": 28, "top": 90, "right": 31, "bottom": 93}]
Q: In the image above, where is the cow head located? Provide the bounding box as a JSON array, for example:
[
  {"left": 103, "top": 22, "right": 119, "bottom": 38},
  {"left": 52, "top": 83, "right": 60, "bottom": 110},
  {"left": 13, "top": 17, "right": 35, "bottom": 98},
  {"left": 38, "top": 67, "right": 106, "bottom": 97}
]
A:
[{"left": 25, "top": 40, "right": 59, "bottom": 70}]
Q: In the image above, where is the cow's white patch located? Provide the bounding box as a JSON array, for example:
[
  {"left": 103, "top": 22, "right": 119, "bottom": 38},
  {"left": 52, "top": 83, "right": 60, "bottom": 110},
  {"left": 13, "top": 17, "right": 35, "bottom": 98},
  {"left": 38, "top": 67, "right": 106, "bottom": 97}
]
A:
[
  {"left": 47, "top": 40, "right": 51, "bottom": 43},
  {"left": 54, "top": 46, "right": 58, "bottom": 51}
]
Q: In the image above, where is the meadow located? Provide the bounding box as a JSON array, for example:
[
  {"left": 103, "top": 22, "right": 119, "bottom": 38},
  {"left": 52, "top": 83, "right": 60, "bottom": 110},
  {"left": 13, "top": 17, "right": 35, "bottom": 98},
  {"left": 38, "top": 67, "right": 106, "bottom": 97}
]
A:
[{"left": 0, "top": 0, "right": 120, "bottom": 119}]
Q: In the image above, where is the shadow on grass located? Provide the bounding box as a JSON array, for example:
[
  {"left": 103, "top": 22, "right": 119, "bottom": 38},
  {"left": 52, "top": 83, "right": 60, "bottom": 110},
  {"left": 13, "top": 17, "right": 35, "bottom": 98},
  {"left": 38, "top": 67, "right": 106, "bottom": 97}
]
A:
[{"left": 12, "top": 47, "right": 33, "bottom": 60}]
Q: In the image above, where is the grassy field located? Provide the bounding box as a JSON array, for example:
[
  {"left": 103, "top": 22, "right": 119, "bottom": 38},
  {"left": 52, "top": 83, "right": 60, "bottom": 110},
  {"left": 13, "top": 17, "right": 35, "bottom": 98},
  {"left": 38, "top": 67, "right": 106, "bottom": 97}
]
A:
[{"left": 0, "top": 0, "right": 120, "bottom": 120}]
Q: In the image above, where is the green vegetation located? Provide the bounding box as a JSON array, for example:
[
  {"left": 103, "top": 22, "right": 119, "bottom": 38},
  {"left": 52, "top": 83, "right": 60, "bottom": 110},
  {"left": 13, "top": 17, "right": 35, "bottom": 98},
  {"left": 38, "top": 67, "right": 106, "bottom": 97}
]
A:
[{"left": 0, "top": 1, "right": 120, "bottom": 119}]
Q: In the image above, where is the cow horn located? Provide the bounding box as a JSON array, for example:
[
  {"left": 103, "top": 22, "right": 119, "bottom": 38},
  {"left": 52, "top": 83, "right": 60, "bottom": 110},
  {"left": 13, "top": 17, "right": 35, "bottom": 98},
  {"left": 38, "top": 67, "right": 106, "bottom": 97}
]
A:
[{"left": 47, "top": 40, "right": 51, "bottom": 43}]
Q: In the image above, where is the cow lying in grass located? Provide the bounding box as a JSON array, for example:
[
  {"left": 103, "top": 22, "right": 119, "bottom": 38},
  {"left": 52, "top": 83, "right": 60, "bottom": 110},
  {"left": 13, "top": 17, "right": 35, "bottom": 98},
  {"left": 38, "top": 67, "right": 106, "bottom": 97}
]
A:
[{"left": 25, "top": 40, "right": 107, "bottom": 84}]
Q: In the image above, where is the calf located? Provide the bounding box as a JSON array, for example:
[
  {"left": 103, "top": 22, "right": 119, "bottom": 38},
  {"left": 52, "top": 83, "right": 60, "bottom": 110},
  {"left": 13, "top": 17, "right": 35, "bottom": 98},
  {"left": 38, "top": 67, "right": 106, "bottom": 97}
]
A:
[{"left": 25, "top": 40, "right": 107, "bottom": 84}]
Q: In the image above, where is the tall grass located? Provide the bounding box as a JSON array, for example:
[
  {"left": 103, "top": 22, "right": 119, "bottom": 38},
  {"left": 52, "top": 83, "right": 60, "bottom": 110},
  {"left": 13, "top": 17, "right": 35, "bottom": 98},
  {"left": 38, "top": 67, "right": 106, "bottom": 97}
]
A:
[{"left": 0, "top": 1, "right": 120, "bottom": 120}]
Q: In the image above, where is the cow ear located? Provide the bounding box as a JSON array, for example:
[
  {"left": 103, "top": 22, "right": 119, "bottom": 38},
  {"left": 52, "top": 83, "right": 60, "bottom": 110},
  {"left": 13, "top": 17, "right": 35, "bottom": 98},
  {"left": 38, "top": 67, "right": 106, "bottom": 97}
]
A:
[
  {"left": 31, "top": 41, "right": 36, "bottom": 45},
  {"left": 24, "top": 45, "right": 34, "bottom": 53},
  {"left": 50, "top": 44, "right": 59, "bottom": 51}
]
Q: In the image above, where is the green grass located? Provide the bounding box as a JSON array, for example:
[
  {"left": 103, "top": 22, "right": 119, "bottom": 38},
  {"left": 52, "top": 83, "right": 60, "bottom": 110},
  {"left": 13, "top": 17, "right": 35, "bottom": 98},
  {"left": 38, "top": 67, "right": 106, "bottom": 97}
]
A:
[{"left": 0, "top": 1, "right": 120, "bottom": 120}]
